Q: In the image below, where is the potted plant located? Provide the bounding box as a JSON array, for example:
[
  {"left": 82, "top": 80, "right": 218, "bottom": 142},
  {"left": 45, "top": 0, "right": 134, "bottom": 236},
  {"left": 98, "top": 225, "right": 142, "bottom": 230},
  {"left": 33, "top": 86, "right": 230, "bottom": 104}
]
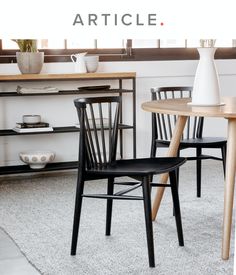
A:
[{"left": 13, "top": 39, "right": 44, "bottom": 74}]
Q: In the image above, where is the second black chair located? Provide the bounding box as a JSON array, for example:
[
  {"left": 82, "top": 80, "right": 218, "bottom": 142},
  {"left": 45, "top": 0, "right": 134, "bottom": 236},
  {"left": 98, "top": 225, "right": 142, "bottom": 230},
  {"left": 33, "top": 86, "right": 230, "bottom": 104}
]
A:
[
  {"left": 71, "top": 96, "right": 186, "bottom": 268},
  {"left": 150, "top": 86, "right": 227, "bottom": 197}
]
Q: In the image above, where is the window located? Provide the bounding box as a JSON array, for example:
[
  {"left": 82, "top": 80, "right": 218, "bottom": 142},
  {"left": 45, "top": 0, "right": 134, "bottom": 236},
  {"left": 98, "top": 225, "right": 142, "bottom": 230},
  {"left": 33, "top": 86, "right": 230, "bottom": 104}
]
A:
[
  {"left": 0, "top": 39, "right": 236, "bottom": 63},
  {"left": 0, "top": 39, "right": 128, "bottom": 63}
]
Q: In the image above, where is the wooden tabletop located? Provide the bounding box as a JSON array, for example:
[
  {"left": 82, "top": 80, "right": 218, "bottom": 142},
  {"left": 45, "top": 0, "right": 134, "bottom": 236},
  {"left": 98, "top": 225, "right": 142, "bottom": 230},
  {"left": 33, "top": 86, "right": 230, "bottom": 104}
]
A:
[
  {"left": 142, "top": 97, "right": 236, "bottom": 119},
  {"left": 0, "top": 72, "right": 136, "bottom": 82}
]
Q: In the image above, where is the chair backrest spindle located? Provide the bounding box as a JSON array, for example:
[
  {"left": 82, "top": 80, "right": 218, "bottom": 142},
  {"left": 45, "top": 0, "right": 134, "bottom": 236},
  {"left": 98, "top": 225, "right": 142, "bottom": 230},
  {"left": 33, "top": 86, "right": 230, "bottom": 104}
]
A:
[{"left": 98, "top": 102, "right": 107, "bottom": 165}]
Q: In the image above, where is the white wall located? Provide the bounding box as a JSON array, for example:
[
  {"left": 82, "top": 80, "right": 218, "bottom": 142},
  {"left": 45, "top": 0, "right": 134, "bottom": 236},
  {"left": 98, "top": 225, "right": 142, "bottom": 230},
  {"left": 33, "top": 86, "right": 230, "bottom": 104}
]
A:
[{"left": 1, "top": 59, "right": 236, "bottom": 166}]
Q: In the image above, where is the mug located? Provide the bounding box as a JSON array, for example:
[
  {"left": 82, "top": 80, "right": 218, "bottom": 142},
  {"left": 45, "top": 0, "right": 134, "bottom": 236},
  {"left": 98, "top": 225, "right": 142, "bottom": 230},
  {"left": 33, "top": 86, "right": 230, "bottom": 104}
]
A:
[{"left": 70, "top": 53, "right": 87, "bottom": 73}]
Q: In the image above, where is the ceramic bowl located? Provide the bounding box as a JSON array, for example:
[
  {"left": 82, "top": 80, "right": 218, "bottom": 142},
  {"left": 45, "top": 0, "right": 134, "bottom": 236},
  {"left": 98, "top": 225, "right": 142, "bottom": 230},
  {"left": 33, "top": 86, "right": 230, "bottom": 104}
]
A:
[
  {"left": 84, "top": 56, "right": 99, "bottom": 73},
  {"left": 23, "top": 115, "right": 41, "bottom": 124},
  {"left": 19, "top": 151, "right": 55, "bottom": 169}
]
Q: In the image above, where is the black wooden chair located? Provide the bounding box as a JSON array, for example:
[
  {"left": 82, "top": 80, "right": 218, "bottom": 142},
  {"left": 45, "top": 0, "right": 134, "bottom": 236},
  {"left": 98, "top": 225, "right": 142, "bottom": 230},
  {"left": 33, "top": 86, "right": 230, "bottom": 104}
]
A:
[
  {"left": 71, "top": 96, "right": 186, "bottom": 268},
  {"left": 150, "top": 86, "right": 227, "bottom": 197}
]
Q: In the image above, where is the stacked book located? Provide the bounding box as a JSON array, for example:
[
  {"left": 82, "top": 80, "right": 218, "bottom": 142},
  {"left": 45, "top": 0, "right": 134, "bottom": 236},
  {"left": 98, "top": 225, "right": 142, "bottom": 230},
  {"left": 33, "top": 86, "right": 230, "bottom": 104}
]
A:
[
  {"left": 17, "top": 85, "right": 59, "bottom": 94},
  {"left": 75, "top": 118, "right": 109, "bottom": 129},
  {"left": 13, "top": 122, "right": 54, "bottom": 133}
]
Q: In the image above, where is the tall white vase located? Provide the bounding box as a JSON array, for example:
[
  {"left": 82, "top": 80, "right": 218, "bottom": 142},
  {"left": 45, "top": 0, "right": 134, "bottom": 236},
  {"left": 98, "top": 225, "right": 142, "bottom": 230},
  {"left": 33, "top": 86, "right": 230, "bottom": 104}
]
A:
[{"left": 191, "top": 47, "right": 222, "bottom": 106}]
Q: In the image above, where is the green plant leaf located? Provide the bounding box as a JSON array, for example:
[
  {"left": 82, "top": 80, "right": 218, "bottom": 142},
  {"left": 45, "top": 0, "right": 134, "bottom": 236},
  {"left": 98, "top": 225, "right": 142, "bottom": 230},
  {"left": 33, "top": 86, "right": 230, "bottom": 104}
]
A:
[{"left": 12, "top": 39, "right": 38, "bottom": 52}]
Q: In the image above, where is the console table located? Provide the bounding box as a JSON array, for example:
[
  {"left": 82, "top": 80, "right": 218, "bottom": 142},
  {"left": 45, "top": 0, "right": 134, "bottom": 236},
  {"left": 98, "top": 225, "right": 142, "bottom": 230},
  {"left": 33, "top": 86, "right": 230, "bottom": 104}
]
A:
[{"left": 0, "top": 72, "right": 136, "bottom": 175}]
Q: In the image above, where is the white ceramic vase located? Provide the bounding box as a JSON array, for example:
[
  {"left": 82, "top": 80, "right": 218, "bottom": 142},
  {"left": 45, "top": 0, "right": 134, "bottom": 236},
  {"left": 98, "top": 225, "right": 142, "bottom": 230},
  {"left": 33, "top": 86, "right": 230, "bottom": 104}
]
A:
[
  {"left": 16, "top": 52, "right": 44, "bottom": 74},
  {"left": 191, "top": 47, "right": 221, "bottom": 106}
]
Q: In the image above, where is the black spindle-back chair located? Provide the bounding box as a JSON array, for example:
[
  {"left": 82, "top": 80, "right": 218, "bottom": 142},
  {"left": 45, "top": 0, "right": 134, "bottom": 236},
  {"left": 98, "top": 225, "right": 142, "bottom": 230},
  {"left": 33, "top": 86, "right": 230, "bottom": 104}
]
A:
[
  {"left": 150, "top": 86, "right": 227, "bottom": 197},
  {"left": 71, "top": 96, "right": 186, "bottom": 268}
]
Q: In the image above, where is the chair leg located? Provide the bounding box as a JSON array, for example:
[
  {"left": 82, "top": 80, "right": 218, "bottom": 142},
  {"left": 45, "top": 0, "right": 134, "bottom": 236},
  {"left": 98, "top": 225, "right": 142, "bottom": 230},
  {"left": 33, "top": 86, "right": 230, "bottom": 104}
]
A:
[
  {"left": 173, "top": 149, "right": 180, "bottom": 216},
  {"left": 150, "top": 141, "right": 157, "bottom": 158},
  {"left": 175, "top": 149, "right": 180, "bottom": 189},
  {"left": 71, "top": 176, "right": 85, "bottom": 256},
  {"left": 196, "top": 147, "right": 202, "bottom": 198},
  {"left": 169, "top": 171, "right": 184, "bottom": 246},
  {"left": 150, "top": 143, "right": 157, "bottom": 183},
  {"left": 221, "top": 144, "right": 227, "bottom": 177},
  {"left": 106, "top": 177, "right": 114, "bottom": 236},
  {"left": 142, "top": 176, "right": 155, "bottom": 268}
]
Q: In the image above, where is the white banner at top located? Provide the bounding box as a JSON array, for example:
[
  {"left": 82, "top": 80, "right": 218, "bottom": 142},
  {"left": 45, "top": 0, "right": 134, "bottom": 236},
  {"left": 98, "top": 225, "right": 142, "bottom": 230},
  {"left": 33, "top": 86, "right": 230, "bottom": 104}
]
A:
[{"left": 0, "top": 0, "right": 235, "bottom": 38}]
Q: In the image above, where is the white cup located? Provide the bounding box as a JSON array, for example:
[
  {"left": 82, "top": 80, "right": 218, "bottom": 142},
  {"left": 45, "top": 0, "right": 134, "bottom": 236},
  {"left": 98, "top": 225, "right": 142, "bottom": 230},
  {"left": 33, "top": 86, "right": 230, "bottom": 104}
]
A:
[{"left": 84, "top": 56, "right": 99, "bottom": 73}]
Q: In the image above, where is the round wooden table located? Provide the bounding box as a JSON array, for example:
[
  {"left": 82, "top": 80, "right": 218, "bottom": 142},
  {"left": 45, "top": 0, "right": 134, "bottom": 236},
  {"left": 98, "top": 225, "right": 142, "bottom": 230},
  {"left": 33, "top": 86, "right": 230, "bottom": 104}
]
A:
[{"left": 142, "top": 96, "right": 236, "bottom": 260}]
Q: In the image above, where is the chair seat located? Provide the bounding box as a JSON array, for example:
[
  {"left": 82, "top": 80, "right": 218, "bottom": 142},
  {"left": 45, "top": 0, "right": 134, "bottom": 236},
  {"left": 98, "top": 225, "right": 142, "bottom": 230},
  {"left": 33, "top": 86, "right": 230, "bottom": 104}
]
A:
[
  {"left": 86, "top": 157, "right": 186, "bottom": 177},
  {"left": 156, "top": 137, "right": 227, "bottom": 148}
]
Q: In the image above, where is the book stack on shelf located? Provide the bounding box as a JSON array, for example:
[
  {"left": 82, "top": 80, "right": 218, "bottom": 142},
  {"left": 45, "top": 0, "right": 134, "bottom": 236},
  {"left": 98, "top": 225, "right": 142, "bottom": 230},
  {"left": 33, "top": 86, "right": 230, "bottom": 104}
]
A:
[
  {"left": 13, "top": 122, "right": 53, "bottom": 133},
  {"left": 75, "top": 118, "right": 109, "bottom": 129},
  {"left": 17, "top": 85, "right": 59, "bottom": 94}
]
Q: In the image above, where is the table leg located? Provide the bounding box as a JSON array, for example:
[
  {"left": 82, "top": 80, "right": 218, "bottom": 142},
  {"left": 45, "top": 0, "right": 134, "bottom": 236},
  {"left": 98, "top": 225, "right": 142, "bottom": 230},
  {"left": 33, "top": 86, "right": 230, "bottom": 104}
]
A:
[
  {"left": 152, "top": 115, "right": 188, "bottom": 220},
  {"left": 222, "top": 118, "right": 236, "bottom": 260}
]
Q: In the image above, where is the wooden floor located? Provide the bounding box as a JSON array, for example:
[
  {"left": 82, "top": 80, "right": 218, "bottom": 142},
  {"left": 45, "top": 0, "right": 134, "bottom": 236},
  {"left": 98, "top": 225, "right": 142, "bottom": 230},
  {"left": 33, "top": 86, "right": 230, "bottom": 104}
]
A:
[{"left": 0, "top": 228, "right": 40, "bottom": 275}]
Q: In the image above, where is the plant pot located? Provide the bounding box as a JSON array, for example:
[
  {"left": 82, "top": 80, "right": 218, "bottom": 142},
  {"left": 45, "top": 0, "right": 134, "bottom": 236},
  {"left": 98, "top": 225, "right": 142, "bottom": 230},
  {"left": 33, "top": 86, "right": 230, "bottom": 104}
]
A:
[{"left": 16, "top": 52, "right": 44, "bottom": 74}]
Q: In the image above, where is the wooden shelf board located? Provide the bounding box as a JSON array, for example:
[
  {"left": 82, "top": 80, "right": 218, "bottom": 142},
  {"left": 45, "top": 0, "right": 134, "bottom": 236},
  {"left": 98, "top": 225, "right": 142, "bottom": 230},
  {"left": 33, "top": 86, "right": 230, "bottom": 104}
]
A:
[{"left": 0, "top": 72, "right": 136, "bottom": 82}]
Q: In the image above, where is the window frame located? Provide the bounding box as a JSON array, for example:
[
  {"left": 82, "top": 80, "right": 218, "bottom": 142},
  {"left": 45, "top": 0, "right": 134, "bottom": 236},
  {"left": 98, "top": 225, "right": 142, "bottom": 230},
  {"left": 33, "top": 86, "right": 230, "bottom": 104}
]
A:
[{"left": 0, "top": 39, "right": 236, "bottom": 63}]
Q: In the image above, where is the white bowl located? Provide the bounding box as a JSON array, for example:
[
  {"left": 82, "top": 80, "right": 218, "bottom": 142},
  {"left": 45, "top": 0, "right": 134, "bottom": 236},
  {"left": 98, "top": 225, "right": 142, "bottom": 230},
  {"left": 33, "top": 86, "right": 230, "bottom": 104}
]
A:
[
  {"left": 23, "top": 115, "right": 41, "bottom": 124},
  {"left": 84, "top": 56, "right": 99, "bottom": 73},
  {"left": 19, "top": 151, "right": 55, "bottom": 169}
]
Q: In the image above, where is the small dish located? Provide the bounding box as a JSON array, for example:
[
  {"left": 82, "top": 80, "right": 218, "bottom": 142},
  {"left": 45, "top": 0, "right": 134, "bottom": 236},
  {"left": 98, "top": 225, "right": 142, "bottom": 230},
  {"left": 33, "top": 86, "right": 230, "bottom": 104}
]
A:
[{"left": 78, "top": 85, "right": 110, "bottom": 91}]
